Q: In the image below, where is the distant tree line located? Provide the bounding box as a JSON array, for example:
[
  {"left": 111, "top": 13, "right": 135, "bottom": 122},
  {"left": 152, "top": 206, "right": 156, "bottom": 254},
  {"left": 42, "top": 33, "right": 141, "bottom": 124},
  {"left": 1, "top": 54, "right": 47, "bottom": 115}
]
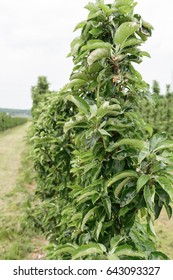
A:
[
  {"left": 138, "top": 80, "right": 173, "bottom": 139},
  {"left": 0, "top": 108, "right": 31, "bottom": 118},
  {"left": 31, "top": 76, "right": 53, "bottom": 119},
  {"left": 0, "top": 112, "right": 28, "bottom": 131}
]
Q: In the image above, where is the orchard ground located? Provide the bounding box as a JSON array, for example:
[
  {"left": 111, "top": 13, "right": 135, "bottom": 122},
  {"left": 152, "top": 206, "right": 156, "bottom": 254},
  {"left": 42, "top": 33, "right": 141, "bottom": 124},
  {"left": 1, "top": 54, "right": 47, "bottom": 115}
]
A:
[{"left": 0, "top": 123, "right": 46, "bottom": 260}]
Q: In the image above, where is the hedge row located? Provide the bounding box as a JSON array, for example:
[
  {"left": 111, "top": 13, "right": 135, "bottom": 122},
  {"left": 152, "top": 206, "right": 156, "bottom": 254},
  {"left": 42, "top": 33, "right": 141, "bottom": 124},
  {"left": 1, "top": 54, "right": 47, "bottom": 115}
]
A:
[
  {"left": 139, "top": 94, "right": 173, "bottom": 139},
  {"left": 0, "top": 112, "right": 27, "bottom": 131}
]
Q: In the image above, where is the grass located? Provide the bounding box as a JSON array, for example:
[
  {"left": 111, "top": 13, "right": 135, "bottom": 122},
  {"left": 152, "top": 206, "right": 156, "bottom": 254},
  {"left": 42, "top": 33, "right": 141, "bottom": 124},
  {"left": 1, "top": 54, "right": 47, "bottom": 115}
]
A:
[
  {"left": 0, "top": 124, "right": 47, "bottom": 260},
  {"left": 155, "top": 208, "right": 173, "bottom": 259}
]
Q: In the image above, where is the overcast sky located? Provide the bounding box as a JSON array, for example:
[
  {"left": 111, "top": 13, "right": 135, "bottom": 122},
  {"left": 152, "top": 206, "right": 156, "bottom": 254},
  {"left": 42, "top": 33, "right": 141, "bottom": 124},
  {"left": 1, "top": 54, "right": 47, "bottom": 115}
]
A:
[{"left": 0, "top": 0, "right": 173, "bottom": 109}]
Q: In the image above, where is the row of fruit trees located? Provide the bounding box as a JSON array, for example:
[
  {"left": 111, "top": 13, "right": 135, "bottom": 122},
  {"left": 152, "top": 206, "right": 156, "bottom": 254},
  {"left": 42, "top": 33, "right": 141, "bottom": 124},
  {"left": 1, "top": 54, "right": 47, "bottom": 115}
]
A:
[{"left": 0, "top": 112, "right": 27, "bottom": 131}]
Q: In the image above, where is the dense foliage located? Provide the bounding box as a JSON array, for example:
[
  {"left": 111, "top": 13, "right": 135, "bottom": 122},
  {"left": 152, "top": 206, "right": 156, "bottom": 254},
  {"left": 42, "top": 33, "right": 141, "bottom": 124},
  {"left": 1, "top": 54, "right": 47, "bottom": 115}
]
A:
[
  {"left": 30, "top": 0, "right": 173, "bottom": 260},
  {"left": 139, "top": 91, "right": 173, "bottom": 139},
  {"left": 0, "top": 112, "right": 27, "bottom": 131}
]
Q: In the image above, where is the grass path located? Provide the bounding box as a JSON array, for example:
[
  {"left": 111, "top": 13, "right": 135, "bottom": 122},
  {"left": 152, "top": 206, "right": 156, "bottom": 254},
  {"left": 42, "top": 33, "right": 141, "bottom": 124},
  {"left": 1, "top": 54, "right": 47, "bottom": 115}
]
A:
[
  {"left": 0, "top": 123, "right": 46, "bottom": 259},
  {"left": 155, "top": 209, "right": 173, "bottom": 259},
  {"left": 0, "top": 124, "right": 29, "bottom": 210}
]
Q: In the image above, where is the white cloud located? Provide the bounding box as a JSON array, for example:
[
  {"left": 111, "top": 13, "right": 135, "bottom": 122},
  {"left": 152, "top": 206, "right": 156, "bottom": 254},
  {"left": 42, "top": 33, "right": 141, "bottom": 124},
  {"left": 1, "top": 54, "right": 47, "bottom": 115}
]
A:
[{"left": 0, "top": 0, "right": 173, "bottom": 108}]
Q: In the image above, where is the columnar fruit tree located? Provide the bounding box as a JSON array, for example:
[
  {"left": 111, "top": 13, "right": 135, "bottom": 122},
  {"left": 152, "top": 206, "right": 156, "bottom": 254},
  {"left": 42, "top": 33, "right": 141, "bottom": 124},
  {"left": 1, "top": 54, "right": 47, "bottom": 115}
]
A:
[{"left": 31, "top": 0, "right": 173, "bottom": 260}]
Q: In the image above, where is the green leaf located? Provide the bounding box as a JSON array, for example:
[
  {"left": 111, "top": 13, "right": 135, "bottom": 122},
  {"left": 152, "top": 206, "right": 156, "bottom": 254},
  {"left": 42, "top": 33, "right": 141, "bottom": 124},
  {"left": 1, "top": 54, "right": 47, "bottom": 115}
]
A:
[
  {"left": 147, "top": 215, "right": 156, "bottom": 237},
  {"left": 149, "top": 251, "right": 169, "bottom": 260},
  {"left": 94, "top": 221, "right": 103, "bottom": 241},
  {"left": 81, "top": 207, "right": 97, "bottom": 231},
  {"left": 98, "top": 0, "right": 110, "bottom": 13},
  {"left": 138, "top": 147, "right": 150, "bottom": 164},
  {"left": 114, "top": 177, "right": 130, "bottom": 197},
  {"left": 94, "top": 215, "right": 105, "bottom": 240},
  {"left": 82, "top": 21, "right": 93, "bottom": 38},
  {"left": 88, "top": 61, "right": 103, "bottom": 73},
  {"left": 150, "top": 134, "right": 166, "bottom": 150},
  {"left": 63, "top": 118, "right": 88, "bottom": 133},
  {"left": 81, "top": 41, "right": 111, "bottom": 52},
  {"left": 119, "top": 205, "right": 134, "bottom": 217},
  {"left": 154, "top": 141, "right": 173, "bottom": 152},
  {"left": 65, "top": 79, "right": 86, "bottom": 90},
  {"left": 140, "top": 51, "right": 151, "bottom": 58},
  {"left": 144, "top": 185, "right": 155, "bottom": 215},
  {"left": 137, "top": 174, "right": 150, "bottom": 193},
  {"left": 142, "top": 19, "right": 154, "bottom": 31},
  {"left": 106, "top": 138, "right": 145, "bottom": 152},
  {"left": 120, "top": 188, "right": 136, "bottom": 207},
  {"left": 106, "top": 170, "right": 138, "bottom": 188},
  {"left": 114, "top": 244, "right": 144, "bottom": 258},
  {"left": 154, "top": 202, "right": 163, "bottom": 220},
  {"left": 88, "top": 10, "right": 103, "bottom": 20},
  {"left": 164, "top": 204, "right": 172, "bottom": 219},
  {"left": 145, "top": 124, "right": 153, "bottom": 137},
  {"left": 98, "top": 128, "right": 111, "bottom": 136},
  {"left": 70, "top": 37, "right": 84, "bottom": 55},
  {"left": 73, "top": 20, "right": 86, "bottom": 32},
  {"left": 92, "top": 192, "right": 101, "bottom": 204},
  {"left": 115, "top": 0, "right": 137, "bottom": 13},
  {"left": 114, "top": 22, "right": 139, "bottom": 50},
  {"left": 89, "top": 27, "right": 103, "bottom": 37},
  {"left": 85, "top": 39, "right": 105, "bottom": 44},
  {"left": 71, "top": 212, "right": 83, "bottom": 222},
  {"left": 72, "top": 243, "right": 106, "bottom": 259},
  {"left": 70, "top": 72, "right": 89, "bottom": 81},
  {"left": 61, "top": 207, "right": 74, "bottom": 216},
  {"left": 110, "top": 235, "right": 122, "bottom": 253},
  {"left": 107, "top": 254, "right": 119, "bottom": 260},
  {"left": 66, "top": 95, "right": 90, "bottom": 113},
  {"left": 51, "top": 244, "right": 76, "bottom": 255},
  {"left": 156, "top": 176, "right": 173, "bottom": 201},
  {"left": 96, "top": 101, "right": 121, "bottom": 119},
  {"left": 77, "top": 190, "right": 98, "bottom": 203},
  {"left": 102, "top": 196, "right": 112, "bottom": 219},
  {"left": 156, "top": 155, "right": 173, "bottom": 165},
  {"left": 122, "top": 38, "right": 142, "bottom": 49},
  {"left": 156, "top": 186, "right": 170, "bottom": 205},
  {"left": 85, "top": 3, "right": 97, "bottom": 11},
  {"left": 87, "top": 48, "right": 110, "bottom": 66}
]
